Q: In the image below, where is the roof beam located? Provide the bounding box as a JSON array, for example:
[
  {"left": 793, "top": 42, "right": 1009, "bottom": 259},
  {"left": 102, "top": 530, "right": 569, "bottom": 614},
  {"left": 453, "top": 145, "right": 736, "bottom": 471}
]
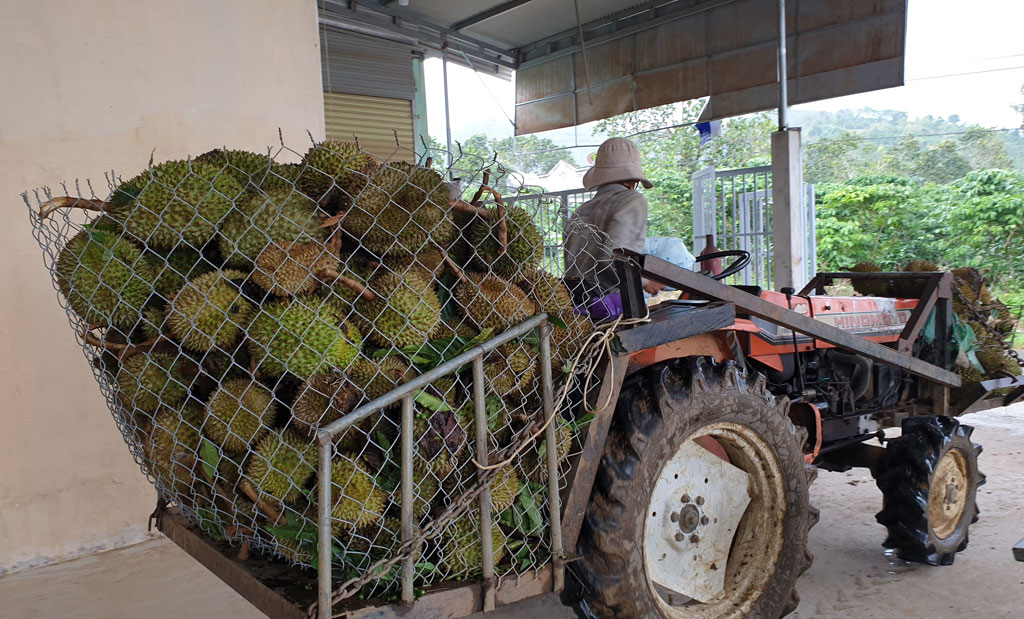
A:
[{"left": 451, "top": 0, "right": 539, "bottom": 31}]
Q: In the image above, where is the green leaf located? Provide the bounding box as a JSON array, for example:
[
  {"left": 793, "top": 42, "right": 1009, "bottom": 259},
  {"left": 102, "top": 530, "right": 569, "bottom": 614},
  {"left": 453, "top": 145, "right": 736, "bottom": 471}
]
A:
[
  {"left": 548, "top": 314, "right": 567, "bottom": 330},
  {"left": 415, "top": 390, "right": 451, "bottom": 412},
  {"left": 199, "top": 439, "right": 219, "bottom": 480},
  {"left": 521, "top": 492, "right": 543, "bottom": 532}
]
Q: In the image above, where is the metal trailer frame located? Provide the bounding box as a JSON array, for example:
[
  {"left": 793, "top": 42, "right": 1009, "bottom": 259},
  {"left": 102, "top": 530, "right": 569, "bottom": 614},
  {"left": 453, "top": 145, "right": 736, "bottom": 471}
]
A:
[{"left": 154, "top": 254, "right": 1024, "bottom": 619}]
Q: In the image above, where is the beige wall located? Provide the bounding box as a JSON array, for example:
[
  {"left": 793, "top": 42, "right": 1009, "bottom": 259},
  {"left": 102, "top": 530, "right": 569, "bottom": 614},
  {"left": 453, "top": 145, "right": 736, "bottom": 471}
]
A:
[{"left": 0, "top": 0, "right": 324, "bottom": 574}]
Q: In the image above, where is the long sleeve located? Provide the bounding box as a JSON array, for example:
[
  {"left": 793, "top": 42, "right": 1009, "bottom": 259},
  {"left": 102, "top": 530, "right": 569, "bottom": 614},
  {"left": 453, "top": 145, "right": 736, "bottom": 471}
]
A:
[{"left": 604, "top": 191, "right": 647, "bottom": 252}]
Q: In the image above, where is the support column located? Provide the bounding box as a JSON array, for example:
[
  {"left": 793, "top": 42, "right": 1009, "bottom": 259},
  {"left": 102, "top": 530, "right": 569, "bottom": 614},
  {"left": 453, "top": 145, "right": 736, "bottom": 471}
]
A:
[{"left": 771, "top": 128, "right": 807, "bottom": 291}]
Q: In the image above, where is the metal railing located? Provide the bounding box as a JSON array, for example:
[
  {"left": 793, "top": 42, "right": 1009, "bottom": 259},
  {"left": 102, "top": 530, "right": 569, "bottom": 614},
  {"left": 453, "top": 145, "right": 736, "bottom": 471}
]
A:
[{"left": 315, "top": 314, "right": 561, "bottom": 616}]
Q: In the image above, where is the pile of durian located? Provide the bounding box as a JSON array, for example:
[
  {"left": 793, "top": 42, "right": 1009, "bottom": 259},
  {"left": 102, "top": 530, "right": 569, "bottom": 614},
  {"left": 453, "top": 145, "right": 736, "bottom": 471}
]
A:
[
  {"left": 849, "top": 260, "right": 1021, "bottom": 391},
  {"left": 41, "top": 141, "right": 595, "bottom": 590}
]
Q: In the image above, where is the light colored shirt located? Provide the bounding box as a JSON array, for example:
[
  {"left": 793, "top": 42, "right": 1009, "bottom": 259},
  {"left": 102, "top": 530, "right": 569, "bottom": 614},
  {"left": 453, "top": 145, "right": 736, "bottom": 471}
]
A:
[
  {"left": 643, "top": 236, "right": 696, "bottom": 299},
  {"left": 563, "top": 183, "right": 648, "bottom": 296}
]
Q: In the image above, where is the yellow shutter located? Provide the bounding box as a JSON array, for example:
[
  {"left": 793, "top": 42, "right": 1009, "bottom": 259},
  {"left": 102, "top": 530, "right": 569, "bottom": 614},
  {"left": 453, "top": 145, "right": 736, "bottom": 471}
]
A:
[{"left": 323, "top": 92, "right": 415, "bottom": 163}]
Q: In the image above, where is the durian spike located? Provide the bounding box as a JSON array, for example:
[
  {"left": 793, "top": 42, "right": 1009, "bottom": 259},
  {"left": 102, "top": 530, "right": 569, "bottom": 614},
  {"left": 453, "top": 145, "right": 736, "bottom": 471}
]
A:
[
  {"left": 238, "top": 478, "right": 286, "bottom": 526},
  {"left": 37, "top": 196, "right": 107, "bottom": 219},
  {"left": 317, "top": 267, "right": 378, "bottom": 302}
]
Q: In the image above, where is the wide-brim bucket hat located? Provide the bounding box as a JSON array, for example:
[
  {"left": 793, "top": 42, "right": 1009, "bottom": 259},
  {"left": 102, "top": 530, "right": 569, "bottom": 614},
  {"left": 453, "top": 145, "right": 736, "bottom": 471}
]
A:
[{"left": 582, "top": 137, "right": 653, "bottom": 190}]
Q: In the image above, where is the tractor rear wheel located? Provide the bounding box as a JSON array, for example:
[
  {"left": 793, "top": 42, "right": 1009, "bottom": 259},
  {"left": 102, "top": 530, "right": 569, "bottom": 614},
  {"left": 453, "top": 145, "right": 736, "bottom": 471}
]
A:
[
  {"left": 569, "top": 359, "right": 814, "bottom": 618},
  {"left": 875, "top": 415, "right": 984, "bottom": 565}
]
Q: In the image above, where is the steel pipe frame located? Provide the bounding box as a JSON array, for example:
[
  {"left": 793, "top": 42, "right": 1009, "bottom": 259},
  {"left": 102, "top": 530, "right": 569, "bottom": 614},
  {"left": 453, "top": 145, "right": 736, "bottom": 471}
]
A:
[{"left": 314, "top": 314, "right": 554, "bottom": 617}]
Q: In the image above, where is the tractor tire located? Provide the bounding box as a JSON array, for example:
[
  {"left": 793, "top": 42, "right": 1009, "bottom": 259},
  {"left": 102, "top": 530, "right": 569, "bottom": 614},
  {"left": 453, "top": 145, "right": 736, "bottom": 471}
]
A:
[
  {"left": 875, "top": 415, "right": 984, "bottom": 565},
  {"left": 567, "top": 358, "right": 815, "bottom": 619}
]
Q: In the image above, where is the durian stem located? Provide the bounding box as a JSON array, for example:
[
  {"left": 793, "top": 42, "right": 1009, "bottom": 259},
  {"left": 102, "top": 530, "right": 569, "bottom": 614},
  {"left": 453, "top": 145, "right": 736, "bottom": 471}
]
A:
[
  {"left": 38, "top": 196, "right": 107, "bottom": 219},
  {"left": 237, "top": 540, "right": 250, "bottom": 561},
  {"left": 239, "top": 479, "right": 286, "bottom": 526},
  {"left": 117, "top": 335, "right": 164, "bottom": 362},
  {"left": 450, "top": 200, "right": 489, "bottom": 216},
  {"left": 470, "top": 170, "right": 491, "bottom": 206},
  {"left": 443, "top": 251, "right": 467, "bottom": 283},
  {"left": 319, "top": 211, "right": 344, "bottom": 228},
  {"left": 318, "top": 268, "right": 378, "bottom": 302},
  {"left": 82, "top": 329, "right": 127, "bottom": 351}
]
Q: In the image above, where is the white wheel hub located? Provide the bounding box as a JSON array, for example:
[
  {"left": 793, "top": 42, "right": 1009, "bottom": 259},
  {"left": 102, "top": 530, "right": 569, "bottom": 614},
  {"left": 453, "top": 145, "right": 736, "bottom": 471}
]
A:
[{"left": 645, "top": 439, "right": 751, "bottom": 603}]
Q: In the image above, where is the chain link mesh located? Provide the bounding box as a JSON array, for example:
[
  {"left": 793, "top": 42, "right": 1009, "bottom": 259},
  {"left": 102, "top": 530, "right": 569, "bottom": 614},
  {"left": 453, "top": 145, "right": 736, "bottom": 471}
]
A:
[{"left": 24, "top": 138, "right": 614, "bottom": 605}]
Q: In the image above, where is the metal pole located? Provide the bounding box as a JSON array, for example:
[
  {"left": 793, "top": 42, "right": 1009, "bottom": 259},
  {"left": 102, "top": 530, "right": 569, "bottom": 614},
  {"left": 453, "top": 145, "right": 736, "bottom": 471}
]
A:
[
  {"left": 316, "top": 433, "right": 333, "bottom": 619},
  {"left": 539, "top": 322, "right": 564, "bottom": 592},
  {"left": 777, "top": 0, "right": 788, "bottom": 130},
  {"left": 400, "top": 394, "right": 415, "bottom": 604},
  {"left": 472, "top": 356, "right": 496, "bottom": 612},
  {"left": 442, "top": 39, "right": 454, "bottom": 166}
]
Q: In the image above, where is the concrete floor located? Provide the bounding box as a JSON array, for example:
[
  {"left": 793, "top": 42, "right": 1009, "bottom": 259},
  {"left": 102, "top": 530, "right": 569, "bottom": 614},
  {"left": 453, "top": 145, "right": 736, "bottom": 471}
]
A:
[{"left": 2, "top": 405, "right": 1023, "bottom": 619}]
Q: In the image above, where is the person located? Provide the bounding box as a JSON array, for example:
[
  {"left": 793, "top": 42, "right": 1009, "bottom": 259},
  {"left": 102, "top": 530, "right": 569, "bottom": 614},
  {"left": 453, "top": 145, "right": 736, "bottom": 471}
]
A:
[
  {"left": 642, "top": 236, "right": 696, "bottom": 300},
  {"left": 563, "top": 137, "right": 665, "bottom": 320}
]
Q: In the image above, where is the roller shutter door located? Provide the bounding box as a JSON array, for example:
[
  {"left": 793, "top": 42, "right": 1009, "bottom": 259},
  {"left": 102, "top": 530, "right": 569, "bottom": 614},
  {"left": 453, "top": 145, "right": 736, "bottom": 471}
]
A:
[
  {"left": 323, "top": 92, "right": 415, "bottom": 162},
  {"left": 320, "top": 27, "right": 416, "bottom": 161}
]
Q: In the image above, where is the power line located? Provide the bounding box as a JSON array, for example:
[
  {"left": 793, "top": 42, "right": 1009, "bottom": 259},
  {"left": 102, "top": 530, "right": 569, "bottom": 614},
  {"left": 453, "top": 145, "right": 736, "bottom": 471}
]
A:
[{"left": 907, "top": 64, "right": 1024, "bottom": 82}]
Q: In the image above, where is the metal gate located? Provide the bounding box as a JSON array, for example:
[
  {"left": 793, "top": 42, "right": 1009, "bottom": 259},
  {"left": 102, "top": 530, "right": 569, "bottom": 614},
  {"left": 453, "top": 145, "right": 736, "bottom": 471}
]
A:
[{"left": 692, "top": 166, "right": 815, "bottom": 290}]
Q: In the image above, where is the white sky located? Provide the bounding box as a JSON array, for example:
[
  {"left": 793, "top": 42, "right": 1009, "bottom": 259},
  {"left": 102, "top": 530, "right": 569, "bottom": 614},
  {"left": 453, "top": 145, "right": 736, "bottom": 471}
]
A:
[{"left": 424, "top": 0, "right": 1024, "bottom": 148}]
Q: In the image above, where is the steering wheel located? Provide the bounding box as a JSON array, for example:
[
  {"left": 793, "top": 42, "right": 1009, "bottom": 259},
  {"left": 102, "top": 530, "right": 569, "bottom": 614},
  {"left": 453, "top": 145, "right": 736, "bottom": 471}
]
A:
[{"left": 694, "top": 249, "right": 751, "bottom": 280}]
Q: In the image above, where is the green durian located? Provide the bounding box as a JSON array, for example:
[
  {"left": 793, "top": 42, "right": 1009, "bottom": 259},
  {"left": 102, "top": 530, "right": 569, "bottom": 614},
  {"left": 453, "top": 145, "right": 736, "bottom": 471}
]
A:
[
  {"left": 147, "top": 246, "right": 213, "bottom": 299},
  {"left": 299, "top": 140, "right": 379, "bottom": 204},
  {"left": 342, "top": 165, "right": 446, "bottom": 256},
  {"left": 245, "top": 429, "right": 317, "bottom": 504},
  {"left": 116, "top": 351, "right": 192, "bottom": 413},
  {"left": 355, "top": 271, "right": 442, "bottom": 348},
  {"left": 467, "top": 206, "right": 542, "bottom": 278},
  {"left": 329, "top": 457, "right": 388, "bottom": 530},
  {"left": 345, "top": 355, "right": 414, "bottom": 400},
  {"left": 218, "top": 188, "right": 326, "bottom": 267},
  {"left": 146, "top": 401, "right": 203, "bottom": 495},
  {"left": 205, "top": 379, "right": 278, "bottom": 453},
  {"left": 438, "top": 513, "right": 507, "bottom": 575},
  {"left": 516, "top": 268, "right": 574, "bottom": 314},
  {"left": 55, "top": 223, "right": 155, "bottom": 329},
  {"left": 166, "top": 269, "right": 253, "bottom": 352},
  {"left": 108, "top": 160, "right": 243, "bottom": 249},
  {"left": 247, "top": 297, "right": 362, "bottom": 380},
  {"left": 454, "top": 272, "right": 535, "bottom": 332}
]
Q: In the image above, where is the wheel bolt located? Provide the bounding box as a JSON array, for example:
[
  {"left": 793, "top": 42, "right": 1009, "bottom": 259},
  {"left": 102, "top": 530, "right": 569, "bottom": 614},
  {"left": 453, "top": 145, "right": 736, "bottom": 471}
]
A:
[
  {"left": 681, "top": 494, "right": 690, "bottom": 503},
  {"left": 701, "top": 515, "right": 709, "bottom": 525},
  {"left": 670, "top": 512, "right": 679, "bottom": 522},
  {"left": 675, "top": 533, "right": 685, "bottom": 542},
  {"left": 690, "top": 534, "right": 700, "bottom": 543},
  {"left": 695, "top": 496, "right": 705, "bottom": 506}
]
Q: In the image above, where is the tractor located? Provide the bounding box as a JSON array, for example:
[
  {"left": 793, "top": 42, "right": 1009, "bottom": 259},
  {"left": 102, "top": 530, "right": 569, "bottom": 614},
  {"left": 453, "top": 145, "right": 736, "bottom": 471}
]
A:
[{"left": 556, "top": 247, "right": 1002, "bottom": 618}]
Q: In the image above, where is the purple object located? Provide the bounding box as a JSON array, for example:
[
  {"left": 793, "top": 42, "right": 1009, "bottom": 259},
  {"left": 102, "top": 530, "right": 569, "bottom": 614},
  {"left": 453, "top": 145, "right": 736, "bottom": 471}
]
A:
[{"left": 587, "top": 293, "right": 623, "bottom": 321}]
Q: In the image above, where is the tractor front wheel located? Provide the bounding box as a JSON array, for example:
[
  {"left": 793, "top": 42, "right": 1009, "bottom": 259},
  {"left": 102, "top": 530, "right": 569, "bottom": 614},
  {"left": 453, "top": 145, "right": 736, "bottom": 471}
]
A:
[
  {"left": 874, "top": 415, "right": 984, "bottom": 565},
  {"left": 569, "top": 359, "right": 814, "bottom": 618}
]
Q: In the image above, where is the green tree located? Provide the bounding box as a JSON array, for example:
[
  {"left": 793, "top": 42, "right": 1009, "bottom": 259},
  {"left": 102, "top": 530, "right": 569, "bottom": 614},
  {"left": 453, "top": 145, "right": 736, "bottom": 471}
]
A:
[
  {"left": 913, "top": 140, "right": 971, "bottom": 183},
  {"left": 942, "top": 169, "right": 1024, "bottom": 285},
  {"left": 958, "top": 127, "right": 1013, "bottom": 170}
]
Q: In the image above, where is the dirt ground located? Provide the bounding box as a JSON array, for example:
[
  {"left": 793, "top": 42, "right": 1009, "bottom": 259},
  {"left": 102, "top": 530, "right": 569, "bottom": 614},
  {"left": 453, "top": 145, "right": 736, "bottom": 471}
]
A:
[{"left": 2, "top": 405, "right": 1022, "bottom": 619}]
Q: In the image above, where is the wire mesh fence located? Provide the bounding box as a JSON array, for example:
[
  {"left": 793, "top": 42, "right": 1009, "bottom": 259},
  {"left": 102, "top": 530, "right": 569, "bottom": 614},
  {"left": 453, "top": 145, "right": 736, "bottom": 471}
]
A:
[{"left": 24, "top": 138, "right": 610, "bottom": 611}]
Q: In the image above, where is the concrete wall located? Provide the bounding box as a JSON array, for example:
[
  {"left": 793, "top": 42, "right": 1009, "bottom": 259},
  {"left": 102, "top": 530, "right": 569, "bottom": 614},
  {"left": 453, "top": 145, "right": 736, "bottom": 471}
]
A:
[{"left": 0, "top": 0, "right": 324, "bottom": 574}]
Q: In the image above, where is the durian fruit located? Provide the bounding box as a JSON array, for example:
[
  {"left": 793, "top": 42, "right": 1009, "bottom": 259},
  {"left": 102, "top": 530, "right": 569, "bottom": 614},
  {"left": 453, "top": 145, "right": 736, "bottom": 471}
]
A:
[
  {"left": 355, "top": 271, "right": 442, "bottom": 348},
  {"left": 273, "top": 530, "right": 314, "bottom": 565},
  {"left": 247, "top": 297, "right": 362, "bottom": 380},
  {"left": 317, "top": 264, "right": 371, "bottom": 318},
  {"left": 431, "top": 318, "right": 480, "bottom": 342},
  {"left": 55, "top": 223, "right": 155, "bottom": 329},
  {"left": 522, "top": 417, "right": 574, "bottom": 484},
  {"left": 849, "top": 261, "right": 891, "bottom": 297},
  {"left": 218, "top": 188, "right": 326, "bottom": 267},
  {"left": 904, "top": 259, "right": 940, "bottom": 272},
  {"left": 116, "top": 351, "right": 192, "bottom": 413},
  {"left": 300, "top": 140, "right": 380, "bottom": 204},
  {"left": 193, "top": 149, "right": 275, "bottom": 188},
  {"left": 484, "top": 342, "right": 536, "bottom": 398},
  {"left": 252, "top": 240, "right": 338, "bottom": 297},
  {"left": 551, "top": 310, "right": 594, "bottom": 373},
  {"left": 147, "top": 246, "right": 213, "bottom": 300},
  {"left": 140, "top": 305, "right": 167, "bottom": 340},
  {"left": 488, "top": 467, "right": 520, "bottom": 512},
  {"left": 891, "top": 259, "right": 942, "bottom": 298},
  {"left": 346, "top": 355, "right": 415, "bottom": 401},
  {"left": 291, "top": 372, "right": 360, "bottom": 435},
  {"left": 454, "top": 272, "right": 536, "bottom": 332},
  {"left": 205, "top": 379, "right": 278, "bottom": 454},
  {"left": 438, "top": 512, "right": 507, "bottom": 575},
  {"left": 456, "top": 395, "right": 511, "bottom": 441},
  {"left": 342, "top": 165, "right": 445, "bottom": 256},
  {"left": 146, "top": 400, "right": 203, "bottom": 495},
  {"left": 516, "top": 268, "right": 574, "bottom": 314},
  {"left": 245, "top": 429, "right": 317, "bottom": 504},
  {"left": 407, "top": 472, "right": 439, "bottom": 521},
  {"left": 329, "top": 456, "right": 389, "bottom": 531},
  {"left": 166, "top": 269, "right": 253, "bottom": 352},
  {"left": 467, "top": 206, "right": 543, "bottom": 278},
  {"left": 391, "top": 162, "right": 450, "bottom": 210},
  {"left": 108, "top": 160, "right": 243, "bottom": 249},
  {"left": 383, "top": 246, "right": 448, "bottom": 277},
  {"left": 345, "top": 517, "right": 405, "bottom": 565}
]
